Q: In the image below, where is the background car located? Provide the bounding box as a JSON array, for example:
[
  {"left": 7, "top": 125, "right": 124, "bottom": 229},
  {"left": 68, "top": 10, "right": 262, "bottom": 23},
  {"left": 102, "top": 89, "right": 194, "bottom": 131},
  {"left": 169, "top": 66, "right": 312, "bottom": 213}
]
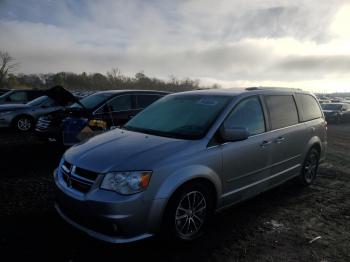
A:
[
  {"left": 0, "top": 86, "right": 79, "bottom": 131},
  {"left": 0, "top": 88, "right": 11, "bottom": 96},
  {"left": 0, "top": 89, "right": 46, "bottom": 104},
  {"left": 36, "top": 90, "right": 169, "bottom": 145},
  {"left": 321, "top": 103, "right": 350, "bottom": 123}
]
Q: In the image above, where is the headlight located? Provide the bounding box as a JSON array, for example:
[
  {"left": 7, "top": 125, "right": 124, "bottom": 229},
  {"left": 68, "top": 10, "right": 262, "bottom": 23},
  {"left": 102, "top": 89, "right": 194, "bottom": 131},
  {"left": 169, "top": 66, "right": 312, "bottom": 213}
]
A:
[{"left": 100, "top": 171, "right": 152, "bottom": 195}]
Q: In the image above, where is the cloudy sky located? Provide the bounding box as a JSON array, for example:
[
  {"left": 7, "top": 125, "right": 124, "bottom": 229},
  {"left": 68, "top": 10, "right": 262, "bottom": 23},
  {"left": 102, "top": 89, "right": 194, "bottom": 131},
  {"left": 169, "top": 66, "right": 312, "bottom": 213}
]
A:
[{"left": 1, "top": 0, "right": 350, "bottom": 92}]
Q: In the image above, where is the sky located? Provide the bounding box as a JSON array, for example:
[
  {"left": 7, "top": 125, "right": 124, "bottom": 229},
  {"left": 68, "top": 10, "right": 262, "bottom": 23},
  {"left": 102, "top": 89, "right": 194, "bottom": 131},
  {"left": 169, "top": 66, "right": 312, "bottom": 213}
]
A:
[{"left": 0, "top": 0, "right": 350, "bottom": 93}]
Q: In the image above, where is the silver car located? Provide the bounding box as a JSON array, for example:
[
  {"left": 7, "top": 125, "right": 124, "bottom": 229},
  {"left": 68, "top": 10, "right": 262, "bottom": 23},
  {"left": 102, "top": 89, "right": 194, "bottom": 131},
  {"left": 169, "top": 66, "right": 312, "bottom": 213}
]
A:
[
  {"left": 54, "top": 88, "right": 327, "bottom": 243},
  {"left": 0, "top": 96, "right": 64, "bottom": 131}
]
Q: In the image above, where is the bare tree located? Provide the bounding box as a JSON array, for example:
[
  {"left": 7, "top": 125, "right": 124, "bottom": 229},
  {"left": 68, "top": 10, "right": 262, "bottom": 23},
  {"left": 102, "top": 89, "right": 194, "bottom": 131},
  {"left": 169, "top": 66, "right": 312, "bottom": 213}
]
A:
[{"left": 0, "top": 51, "right": 19, "bottom": 86}]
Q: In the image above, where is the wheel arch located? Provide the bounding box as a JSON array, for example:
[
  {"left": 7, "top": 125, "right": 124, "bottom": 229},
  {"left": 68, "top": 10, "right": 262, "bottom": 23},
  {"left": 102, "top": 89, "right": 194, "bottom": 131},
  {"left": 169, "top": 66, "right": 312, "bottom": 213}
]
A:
[
  {"left": 11, "top": 114, "right": 36, "bottom": 130},
  {"left": 154, "top": 165, "right": 222, "bottom": 205},
  {"left": 147, "top": 165, "right": 221, "bottom": 233},
  {"left": 304, "top": 136, "right": 322, "bottom": 159}
]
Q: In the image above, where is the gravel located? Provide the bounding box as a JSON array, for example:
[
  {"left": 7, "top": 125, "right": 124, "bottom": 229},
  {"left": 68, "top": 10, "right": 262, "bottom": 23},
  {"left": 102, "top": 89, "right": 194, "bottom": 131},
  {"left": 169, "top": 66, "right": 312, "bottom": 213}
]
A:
[{"left": 0, "top": 125, "right": 349, "bottom": 261}]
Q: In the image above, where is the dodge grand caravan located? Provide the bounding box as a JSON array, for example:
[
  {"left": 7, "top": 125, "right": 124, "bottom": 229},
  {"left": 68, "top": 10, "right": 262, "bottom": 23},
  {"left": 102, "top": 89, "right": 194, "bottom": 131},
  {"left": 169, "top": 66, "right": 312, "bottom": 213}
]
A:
[{"left": 54, "top": 88, "right": 327, "bottom": 243}]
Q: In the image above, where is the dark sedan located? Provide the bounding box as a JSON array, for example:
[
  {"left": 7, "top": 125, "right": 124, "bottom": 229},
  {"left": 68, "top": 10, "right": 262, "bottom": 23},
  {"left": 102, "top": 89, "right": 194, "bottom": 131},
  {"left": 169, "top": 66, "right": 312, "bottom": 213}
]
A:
[
  {"left": 321, "top": 103, "right": 350, "bottom": 123},
  {"left": 36, "top": 90, "right": 169, "bottom": 145}
]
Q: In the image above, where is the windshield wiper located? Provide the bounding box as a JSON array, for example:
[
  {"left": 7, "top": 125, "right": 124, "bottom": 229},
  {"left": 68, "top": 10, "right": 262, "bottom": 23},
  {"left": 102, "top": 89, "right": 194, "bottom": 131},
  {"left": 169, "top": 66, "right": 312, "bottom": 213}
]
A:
[{"left": 124, "top": 126, "right": 190, "bottom": 139}]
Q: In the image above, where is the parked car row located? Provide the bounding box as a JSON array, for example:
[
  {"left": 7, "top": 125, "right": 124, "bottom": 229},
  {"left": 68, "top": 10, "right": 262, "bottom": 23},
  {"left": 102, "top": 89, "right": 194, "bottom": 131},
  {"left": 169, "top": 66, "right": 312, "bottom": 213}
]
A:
[{"left": 0, "top": 86, "right": 169, "bottom": 146}]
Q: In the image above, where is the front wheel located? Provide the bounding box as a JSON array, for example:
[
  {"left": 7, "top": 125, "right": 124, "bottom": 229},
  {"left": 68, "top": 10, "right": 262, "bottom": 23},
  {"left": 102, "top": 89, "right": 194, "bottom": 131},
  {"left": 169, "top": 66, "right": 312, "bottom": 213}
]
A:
[
  {"left": 14, "top": 116, "right": 34, "bottom": 132},
  {"left": 162, "top": 183, "right": 214, "bottom": 241},
  {"left": 299, "top": 148, "right": 320, "bottom": 186}
]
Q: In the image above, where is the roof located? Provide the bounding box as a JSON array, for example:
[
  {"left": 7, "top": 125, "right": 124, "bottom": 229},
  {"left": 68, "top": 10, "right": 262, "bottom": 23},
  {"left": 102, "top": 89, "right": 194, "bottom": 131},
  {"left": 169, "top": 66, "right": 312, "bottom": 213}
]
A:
[
  {"left": 172, "top": 87, "right": 312, "bottom": 97},
  {"left": 95, "top": 89, "right": 170, "bottom": 95}
]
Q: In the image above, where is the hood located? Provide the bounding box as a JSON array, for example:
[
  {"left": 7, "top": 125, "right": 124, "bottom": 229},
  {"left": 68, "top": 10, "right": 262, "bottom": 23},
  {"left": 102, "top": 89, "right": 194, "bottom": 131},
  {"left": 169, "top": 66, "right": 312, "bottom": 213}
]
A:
[
  {"left": 0, "top": 104, "right": 29, "bottom": 111},
  {"left": 45, "top": 86, "right": 83, "bottom": 107},
  {"left": 64, "top": 129, "right": 191, "bottom": 173}
]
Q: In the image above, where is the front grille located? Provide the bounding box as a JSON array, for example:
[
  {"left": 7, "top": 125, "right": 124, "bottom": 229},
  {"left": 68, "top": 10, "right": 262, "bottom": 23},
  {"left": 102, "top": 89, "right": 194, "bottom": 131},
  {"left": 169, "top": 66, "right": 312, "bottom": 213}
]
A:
[
  {"left": 75, "top": 167, "right": 99, "bottom": 181},
  {"left": 36, "top": 117, "right": 52, "bottom": 130},
  {"left": 60, "top": 161, "right": 99, "bottom": 193}
]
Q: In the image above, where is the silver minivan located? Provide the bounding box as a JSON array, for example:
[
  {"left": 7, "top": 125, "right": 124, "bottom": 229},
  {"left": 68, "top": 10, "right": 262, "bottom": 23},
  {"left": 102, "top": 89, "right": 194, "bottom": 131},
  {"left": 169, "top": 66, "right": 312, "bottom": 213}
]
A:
[{"left": 54, "top": 88, "right": 327, "bottom": 243}]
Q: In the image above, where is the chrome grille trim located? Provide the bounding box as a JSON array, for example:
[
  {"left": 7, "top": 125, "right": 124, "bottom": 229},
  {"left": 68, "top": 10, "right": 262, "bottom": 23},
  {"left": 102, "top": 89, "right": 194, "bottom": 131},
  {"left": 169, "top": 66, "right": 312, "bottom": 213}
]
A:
[{"left": 60, "top": 161, "right": 98, "bottom": 193}]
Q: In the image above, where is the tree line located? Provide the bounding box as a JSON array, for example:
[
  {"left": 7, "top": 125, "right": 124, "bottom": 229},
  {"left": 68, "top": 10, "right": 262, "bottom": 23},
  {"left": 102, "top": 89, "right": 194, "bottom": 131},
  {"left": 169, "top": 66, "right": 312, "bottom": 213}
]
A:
[{"left": 0, "top": 51, "right": 219, "bottom": 92}]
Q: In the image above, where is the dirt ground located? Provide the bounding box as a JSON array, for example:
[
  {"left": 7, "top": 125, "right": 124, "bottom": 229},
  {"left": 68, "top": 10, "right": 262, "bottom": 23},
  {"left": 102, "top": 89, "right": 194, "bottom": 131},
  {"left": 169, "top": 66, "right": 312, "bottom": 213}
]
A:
[{"left": 0, "top": 124, "right": 349, "bottom": 262}]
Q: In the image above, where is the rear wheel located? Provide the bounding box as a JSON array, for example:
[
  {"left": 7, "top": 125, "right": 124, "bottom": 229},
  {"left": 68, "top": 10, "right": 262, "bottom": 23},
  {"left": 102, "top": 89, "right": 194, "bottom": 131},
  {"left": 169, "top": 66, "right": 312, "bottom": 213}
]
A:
[
  {"left": 162, "top": 183, "right": 214, "bottom": 241},
  {"left": 13, "top": 116, "right": 34, "bottom": 132},
  {"left": 336, "top": 115, "right": 341, "bottom": 124},
  {"left": 299, "top": 148, "right": 320, "bottom": 186}
]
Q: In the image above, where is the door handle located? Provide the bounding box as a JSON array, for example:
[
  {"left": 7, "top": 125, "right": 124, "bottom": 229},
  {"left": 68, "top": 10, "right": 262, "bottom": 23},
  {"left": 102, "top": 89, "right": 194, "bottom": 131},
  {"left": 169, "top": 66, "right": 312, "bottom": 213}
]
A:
[
  {"left": 260, "top": 140, "right": 272, "bottom": 148},
  {"left": 275, "top": 137, "right": 285, "bottom": 143}
]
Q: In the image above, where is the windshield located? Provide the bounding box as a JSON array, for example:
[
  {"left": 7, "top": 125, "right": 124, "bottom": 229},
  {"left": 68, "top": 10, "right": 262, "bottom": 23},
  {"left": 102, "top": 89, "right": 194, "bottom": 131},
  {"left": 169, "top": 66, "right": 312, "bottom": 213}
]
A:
[
  {"left": 27, "top": 95, "right": 49, "bottom": 106},
  {"left": 321, "top": 103, "right": 342, "bottom": 111},
  {"left": 124, "top": 94, "right": 232, "bottom": 139},
  {"left": 70, "top": 92, "right": 113, "bottom": 109}
]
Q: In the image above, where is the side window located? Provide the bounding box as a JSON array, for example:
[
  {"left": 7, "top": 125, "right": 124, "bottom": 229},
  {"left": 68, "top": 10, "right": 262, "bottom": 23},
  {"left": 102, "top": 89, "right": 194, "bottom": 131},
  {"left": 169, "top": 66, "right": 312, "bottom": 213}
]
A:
[
  {"left": 295, "top": 94, "right": 322, "bottom": 121},
  {"left": 107, "top": 95, "right": 132, "bottom": 112},
  {"left": 224, "top": 96, "right": 265, "bottom": 136},
  {"left": 137, "top": 95, "right": 161, "bottom": 109},
  {"left": 265, "top": 95, "right": 299, "bottom": 130},
  {"left": 43, "top": 98, "right": 57, "bottom": 107},
  {"left": 8, "top": 91, "right": 28, "bottom": 102},
  {"left": 28, "top": 91, "right": 42, "bottom": 100}
]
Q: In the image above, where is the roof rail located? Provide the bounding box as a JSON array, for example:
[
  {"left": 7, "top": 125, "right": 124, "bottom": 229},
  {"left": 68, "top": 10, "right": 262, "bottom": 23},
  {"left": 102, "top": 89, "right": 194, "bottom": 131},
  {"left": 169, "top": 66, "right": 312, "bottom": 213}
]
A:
[
  {"left": 246, "top": 86, "right": 303, "bottom": 91},
  {"left": 245, "top": 87, "right": 260, "bottom": 91}
]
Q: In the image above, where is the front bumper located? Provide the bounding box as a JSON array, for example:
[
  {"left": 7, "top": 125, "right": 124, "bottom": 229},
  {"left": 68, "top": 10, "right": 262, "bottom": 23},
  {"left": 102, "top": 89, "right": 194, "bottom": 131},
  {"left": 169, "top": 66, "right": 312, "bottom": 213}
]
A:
[
  {"left": 0, "top": 116, "right": 12, "bottom": 128},
  {"left": 55, "top": 203, "right": 153, "bottom": 243},
  {"left": 54, "top": 168, "right": 166, "bottom": 243}
]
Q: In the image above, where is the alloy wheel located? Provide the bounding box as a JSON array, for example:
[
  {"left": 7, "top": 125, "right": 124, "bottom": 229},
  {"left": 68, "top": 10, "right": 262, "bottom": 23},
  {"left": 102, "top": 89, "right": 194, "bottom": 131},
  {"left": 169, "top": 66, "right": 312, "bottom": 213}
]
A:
[
  {"left": 17, "top": 117, "right": 32, "bottom": 131},
  {"left": 303, "top": 152, "right": 318, "bottom": 183},
  {"left": 174, "top": 191, "right": 207, "bottom": 239}
]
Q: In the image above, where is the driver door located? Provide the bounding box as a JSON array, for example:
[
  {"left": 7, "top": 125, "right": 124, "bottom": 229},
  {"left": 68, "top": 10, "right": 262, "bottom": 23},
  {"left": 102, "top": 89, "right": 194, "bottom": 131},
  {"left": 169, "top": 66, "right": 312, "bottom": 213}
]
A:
[{"left": 220, "top": 96, "right": 274, "bottom": 205}]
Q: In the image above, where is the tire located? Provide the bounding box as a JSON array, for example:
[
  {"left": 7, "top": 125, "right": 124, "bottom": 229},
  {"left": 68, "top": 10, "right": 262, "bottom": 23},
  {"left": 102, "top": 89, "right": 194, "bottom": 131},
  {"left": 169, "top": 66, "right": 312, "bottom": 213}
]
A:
[
  {"left": 13, "top": 116, "right": 34, "bottom": 132},
  {"left": 299, "top": 148, "right": 320, "bottom": 186},
  {"left": 336, "top": 115, "right": 341, "bottom": 124},
  {"left": 162, "top": 182, "right": 214, "bottom": 241}
]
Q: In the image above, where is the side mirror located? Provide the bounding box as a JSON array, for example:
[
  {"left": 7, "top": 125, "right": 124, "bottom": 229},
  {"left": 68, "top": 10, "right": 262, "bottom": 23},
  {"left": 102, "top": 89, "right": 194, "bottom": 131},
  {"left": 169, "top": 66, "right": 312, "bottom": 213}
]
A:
[{"left": 220, "top": 126, "right": 249, "bottom": 142}]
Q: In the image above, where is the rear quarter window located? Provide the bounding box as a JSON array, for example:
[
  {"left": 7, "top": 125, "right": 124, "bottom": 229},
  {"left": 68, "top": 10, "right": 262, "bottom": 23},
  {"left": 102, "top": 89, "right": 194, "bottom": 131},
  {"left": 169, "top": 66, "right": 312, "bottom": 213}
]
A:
[
  {"left": 265, "top": 95, "right": 299, "bottom": 130},
  {"left": 295, "top": 94, "right": 323, "bottom": 121},
  {"left": 8, "top": 91, "right": 28, "bottom": 102}
]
